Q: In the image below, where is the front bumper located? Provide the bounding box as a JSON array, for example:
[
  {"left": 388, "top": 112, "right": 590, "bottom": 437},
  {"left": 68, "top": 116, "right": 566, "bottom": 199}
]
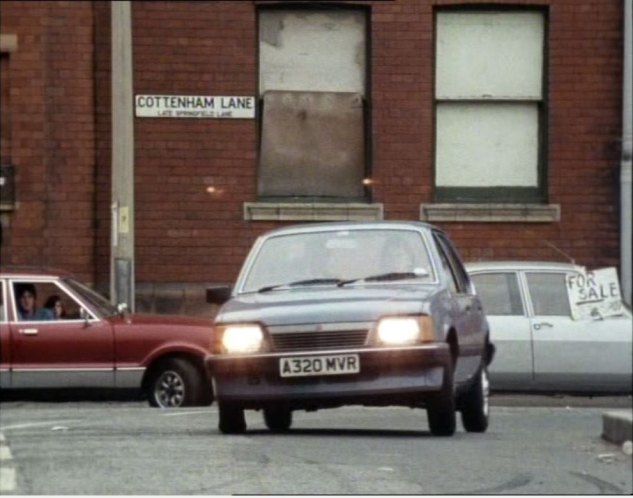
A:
[{"left": 205, "top": 344, "right": 451, "bottom": 409}]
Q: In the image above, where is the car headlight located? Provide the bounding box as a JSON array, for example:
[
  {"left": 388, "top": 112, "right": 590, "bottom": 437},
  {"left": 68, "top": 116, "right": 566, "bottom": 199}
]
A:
[
  {"left": 375, "top": 316, "right": 434, "bottom": 346},
  {"left": 218, "top": 324, "right": 265, "bottom": 354}
]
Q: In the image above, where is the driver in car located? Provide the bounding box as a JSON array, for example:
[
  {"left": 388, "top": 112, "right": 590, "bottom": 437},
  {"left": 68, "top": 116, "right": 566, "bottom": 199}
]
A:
[{"left": 15, "top": 283, "right": 54, "bottom": 321}]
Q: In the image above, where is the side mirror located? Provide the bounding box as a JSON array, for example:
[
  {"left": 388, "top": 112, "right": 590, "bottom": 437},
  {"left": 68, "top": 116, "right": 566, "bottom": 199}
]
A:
[
  {"left": 206, "top": 285, "right": 232, "bottom": 305},
  {"left": 117, "top": 302, "right": 129, "bottom": 315}
]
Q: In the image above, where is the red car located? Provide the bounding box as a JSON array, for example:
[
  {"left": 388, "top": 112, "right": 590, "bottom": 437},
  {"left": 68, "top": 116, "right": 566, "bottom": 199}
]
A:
[{"left": 0, "top": 267, "right": 214, "bottom": 407}]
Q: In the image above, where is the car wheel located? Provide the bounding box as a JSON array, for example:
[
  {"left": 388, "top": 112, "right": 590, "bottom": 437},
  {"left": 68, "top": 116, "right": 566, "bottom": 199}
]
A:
[
  {"left": 460, "top": 366, "right": 490, "bottom": 433},
  {"left": 263, "top": 404, "right": 292, "bottom": 432},
  {"left": 426, "top": 361, "right": 456, "bottom": 437},
  {"left": 147, "top": 358, "right": 204, "bottom": 408},
  {"left": 218, "top": 402, "right": 246, "bottom": 434}
]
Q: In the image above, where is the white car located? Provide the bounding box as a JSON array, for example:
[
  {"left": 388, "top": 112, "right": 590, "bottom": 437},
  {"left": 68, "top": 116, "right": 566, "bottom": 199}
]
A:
[{"left": 466, "top": 261, "right": 632, "bottom": 393}]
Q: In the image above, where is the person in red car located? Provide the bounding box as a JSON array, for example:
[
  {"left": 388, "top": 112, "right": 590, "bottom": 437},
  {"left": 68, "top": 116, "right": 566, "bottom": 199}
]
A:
[
  {"left": 44, "top": 295, "right": 67, "bottom": 319},
  {"left": 15, "top": 283, "right": 54, "bottom": 321}
]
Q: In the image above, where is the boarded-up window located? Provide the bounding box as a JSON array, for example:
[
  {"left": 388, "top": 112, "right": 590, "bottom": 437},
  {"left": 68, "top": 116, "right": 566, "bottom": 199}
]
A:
[
  {"left": 258, "top": 91, "right": 364, "bottom": 198},
  {"left": 436, "top": 102, "right": 539, "bottom": 188},
  {"left": 435, "top": 11, "right": 545, "bottom": 202},
  {"left": 258, "top": 9, "right": 367, "bottom": 199}
]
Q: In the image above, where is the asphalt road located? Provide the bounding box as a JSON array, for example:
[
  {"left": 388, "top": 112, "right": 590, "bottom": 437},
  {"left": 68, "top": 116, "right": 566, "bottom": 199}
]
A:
[{"left": 0, "top": 394, "right": 631, "bottom": 495}]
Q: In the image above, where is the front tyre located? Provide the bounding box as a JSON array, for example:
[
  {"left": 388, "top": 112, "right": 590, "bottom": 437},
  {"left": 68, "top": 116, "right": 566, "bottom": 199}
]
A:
[
  {"left": 460, "top": 366, "right": 490, "bottom": 433},
  {"left": 263, "top": 404, "right": 292, "bottom": 432},
  {"left": 147, "top": 358, "right": 205, "bottom": 408},
  {"left": 426, "top": 361, "right": 456, "bottom": 436},
  {"left": 218, "top": 402, "right": 246, "bottom": 434}
]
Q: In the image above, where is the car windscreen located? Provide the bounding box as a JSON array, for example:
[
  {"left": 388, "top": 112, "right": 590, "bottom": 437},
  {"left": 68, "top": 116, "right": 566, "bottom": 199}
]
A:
[
  {"left": 241, "top": 228, "right": 436, "bottom": 293},
  {"left": 63, "top": 278, "right": 118, "bottom": 317}
]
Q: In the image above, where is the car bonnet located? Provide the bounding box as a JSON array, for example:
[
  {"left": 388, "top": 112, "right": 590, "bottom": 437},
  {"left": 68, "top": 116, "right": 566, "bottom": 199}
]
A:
[{"left": 215, "top": 285, "right": 439, "bottom": 326}]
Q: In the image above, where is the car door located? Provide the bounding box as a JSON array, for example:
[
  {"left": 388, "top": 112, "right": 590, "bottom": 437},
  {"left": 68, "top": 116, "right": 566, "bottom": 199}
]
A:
[
  {"left": 433, "top": 232, "right": 486, "bottom": 383},
  {"left": 470, "top": 271, "right": 533, "bottom": 389},
  {"left": 8, "top": 279, "right": 115, "bottom": 388},
  {"left": 524, "top": 270, "right": 632, "bottom": 391}
]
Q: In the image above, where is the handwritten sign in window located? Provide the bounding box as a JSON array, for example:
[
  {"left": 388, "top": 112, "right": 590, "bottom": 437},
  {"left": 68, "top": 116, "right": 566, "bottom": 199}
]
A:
[{"left": 567, "top": 267, "right": 624, "bottom": 320}]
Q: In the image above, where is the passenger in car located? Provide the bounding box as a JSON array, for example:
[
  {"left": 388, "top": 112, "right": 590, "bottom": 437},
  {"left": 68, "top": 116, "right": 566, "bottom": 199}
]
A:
[
  {"left": 381, "top": 238, "right": 415, "bottom": 274},
  {"left": 15, "top": 283, "right": 54, "bottom": 321},
  {"left": 44, "top": 295, "right": 67, "bottom": 319}
]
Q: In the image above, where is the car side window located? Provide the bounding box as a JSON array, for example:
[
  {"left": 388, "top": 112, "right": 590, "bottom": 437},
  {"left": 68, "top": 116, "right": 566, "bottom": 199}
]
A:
[
  {"left": 12, "top": 281, "right": 83, "bottom": 322},
  {"left": 525, "top": 272, "right": 571, "bottom": 317},
  {"left": 433, "top": 240, "right": 458, "bottom": 293},
  {"left": 471, "top": 272, "right": 524, "bottom": 316},
  {"left": 433, "top": 232, "right": 469, "bottom": 294}
]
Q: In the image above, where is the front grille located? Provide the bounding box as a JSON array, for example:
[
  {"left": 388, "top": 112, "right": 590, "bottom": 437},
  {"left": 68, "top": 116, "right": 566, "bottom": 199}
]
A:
[{"left": 271, "top": 329, "right": 368, "bottom": 352}]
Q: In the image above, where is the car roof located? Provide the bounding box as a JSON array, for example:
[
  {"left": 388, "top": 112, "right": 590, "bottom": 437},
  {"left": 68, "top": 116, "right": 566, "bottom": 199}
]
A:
[
  {"left": 259, "top": 220, "right": 438, "bottom": 238},
  {"left": 0, "top": 265, "right": 72, "bottom": 279},
  {"left": 465, "top": 260, "right": 586, "bottom": 273}
]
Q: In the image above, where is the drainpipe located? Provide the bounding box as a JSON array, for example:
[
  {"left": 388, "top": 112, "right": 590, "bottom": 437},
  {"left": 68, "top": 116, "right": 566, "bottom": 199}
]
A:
[{"left": 621, "top": 0, "right": 632, "bottom": 305}]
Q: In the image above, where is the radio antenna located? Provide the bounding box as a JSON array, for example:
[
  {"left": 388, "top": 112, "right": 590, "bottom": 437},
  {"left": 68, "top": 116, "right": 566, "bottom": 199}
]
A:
[{"left": 544, "top": 240, "right": 575, "bottom": 264}]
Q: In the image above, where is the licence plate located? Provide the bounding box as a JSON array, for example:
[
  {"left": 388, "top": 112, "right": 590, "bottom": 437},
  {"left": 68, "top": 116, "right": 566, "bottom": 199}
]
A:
[{"left": 279, "top": 354, "right": 360, "bottom": 378}]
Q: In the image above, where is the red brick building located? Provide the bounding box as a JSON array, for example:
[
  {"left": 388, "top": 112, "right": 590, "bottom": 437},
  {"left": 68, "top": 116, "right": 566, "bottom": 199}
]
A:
[{"left": 1, "top": 1, "right": 630, "bottom": 313}]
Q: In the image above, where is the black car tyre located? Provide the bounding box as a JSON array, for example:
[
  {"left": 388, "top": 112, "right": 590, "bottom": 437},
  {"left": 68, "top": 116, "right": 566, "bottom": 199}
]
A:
[
  {"left": 218, "top": 402, "right": 246, "bottom": 434},
  {"left": 460, "top": 365, "right": 490, "bottom": 433},
  {"left": 147, "top": 358, "right": 205, "bottom": 408},
  {"left": 426, "top": 361, "right": 456, "bottom": 437},
  {"left": 263, "top": 404, "right": 293, "bottom": 432}
]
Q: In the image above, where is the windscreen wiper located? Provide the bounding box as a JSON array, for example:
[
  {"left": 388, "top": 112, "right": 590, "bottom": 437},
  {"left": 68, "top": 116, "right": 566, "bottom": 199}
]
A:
[
  {"left": 258, "top": 278, "right": 344, "bottom": 293},
  {"left": 338, "top": 270, "right": 429, "bottom": 287}
]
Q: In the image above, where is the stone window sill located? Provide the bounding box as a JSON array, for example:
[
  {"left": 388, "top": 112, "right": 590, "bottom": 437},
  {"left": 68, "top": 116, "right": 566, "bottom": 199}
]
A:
[
  {"left": 420, "top": 203, "right": 561, "bottom": 223},
  {"left": 244, "top": 202, "right": 384, "bottom": 221}
]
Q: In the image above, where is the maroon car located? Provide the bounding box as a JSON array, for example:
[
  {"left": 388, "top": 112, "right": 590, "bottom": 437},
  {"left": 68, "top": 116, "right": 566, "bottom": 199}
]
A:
[{"left": 0, "top": 267, "right": 214, "bottom": 407}]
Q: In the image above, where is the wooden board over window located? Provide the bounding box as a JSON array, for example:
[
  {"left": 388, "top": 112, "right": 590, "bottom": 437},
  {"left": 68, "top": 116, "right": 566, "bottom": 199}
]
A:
[
  {"left": 259, "top": 10, "right": 365, "bottom": 95},
  {"left": 258, "top": 91, "right": 365, "bottom": 199}
]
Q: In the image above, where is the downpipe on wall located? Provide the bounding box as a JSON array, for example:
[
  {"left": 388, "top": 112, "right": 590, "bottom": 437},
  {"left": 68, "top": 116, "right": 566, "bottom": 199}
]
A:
[{"left": 621, "top": 0, "right": 632, "bottom": 305}]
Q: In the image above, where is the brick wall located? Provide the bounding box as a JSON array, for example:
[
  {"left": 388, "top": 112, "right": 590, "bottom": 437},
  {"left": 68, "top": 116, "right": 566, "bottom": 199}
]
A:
[
  {"left": 0, "top": 1, "right": 96, "bottom": 284},
  {"left": 546, "top": 0, "right": 622, "bottom": 265},
  {"left": 93, "top": 1, "right": 263, "bottom": 294},
  {"left": 372, "top": 0, "right": 622, "bottom": 265},
  {"left": 2, "top": 0, "right": 625, "bottom": 313}
]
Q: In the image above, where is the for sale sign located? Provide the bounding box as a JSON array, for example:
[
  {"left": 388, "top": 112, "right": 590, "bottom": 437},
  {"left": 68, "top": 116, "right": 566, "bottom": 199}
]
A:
[{"left": 566, "top": 267, "right": 624, "bottom": 320}]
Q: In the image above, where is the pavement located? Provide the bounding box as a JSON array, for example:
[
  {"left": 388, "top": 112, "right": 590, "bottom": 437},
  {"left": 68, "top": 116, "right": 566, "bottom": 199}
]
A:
[
  {"left": 0, "top": 433, "right": 16, "bottom": 493},
  {"left": 602, "top": 410, "right": 633, "bottom": 449},
  {"left": 490, "top": 393, "right": 633, "bottom": 453}
]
